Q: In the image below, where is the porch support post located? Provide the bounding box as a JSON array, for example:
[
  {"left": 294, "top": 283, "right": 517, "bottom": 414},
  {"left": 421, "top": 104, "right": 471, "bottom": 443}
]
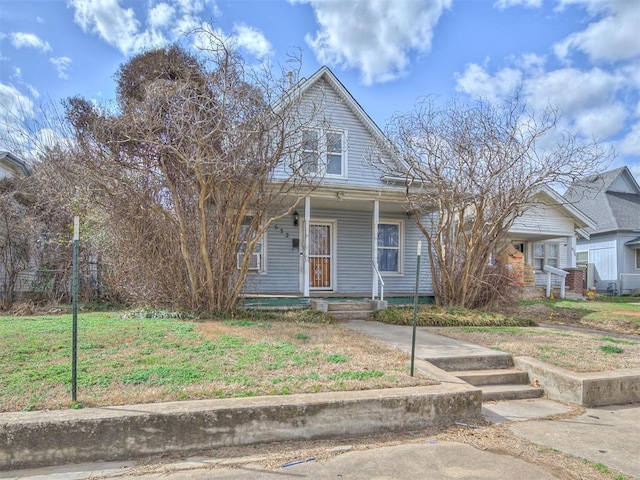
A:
[
  {"left": 372, "top": 200, "right": 379, "bottom": 299},
  {"left": 303, "top": 196, "right": 310, "bottom": 297},
  {"left": 567, "top": 235, "right": 577, "bottom": 268}
]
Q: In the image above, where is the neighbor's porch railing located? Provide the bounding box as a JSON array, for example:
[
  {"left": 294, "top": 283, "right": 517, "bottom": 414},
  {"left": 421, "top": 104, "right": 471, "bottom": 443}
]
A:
[
  {"left": 543, "top": 265, "right": 568, "bottom": 299},
  {"left": 372, "top": 261, "right": 385, "bottom": 302}
]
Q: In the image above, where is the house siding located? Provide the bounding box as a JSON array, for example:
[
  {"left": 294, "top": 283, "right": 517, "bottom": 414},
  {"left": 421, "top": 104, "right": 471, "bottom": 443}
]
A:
[
  {"left": 244, "top": 209, "right": 432, "bottom": 296},
  {"left": 275, "top": 78, "right": 390, "bottom": 189},
  {"left": 576, "top": 235, "right": 618, "bottom": 286},
  {"left": 510, "top": 203, "right": 575, "bottom": 237}
]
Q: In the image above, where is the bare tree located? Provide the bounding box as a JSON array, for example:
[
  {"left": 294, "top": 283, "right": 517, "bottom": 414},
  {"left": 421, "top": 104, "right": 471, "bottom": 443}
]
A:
[
  {"left": 372, "top": 96, "right": 610, "bottom": 308},
  {"left": 37, "top": 34, "right": 323, "bottom": 312}
]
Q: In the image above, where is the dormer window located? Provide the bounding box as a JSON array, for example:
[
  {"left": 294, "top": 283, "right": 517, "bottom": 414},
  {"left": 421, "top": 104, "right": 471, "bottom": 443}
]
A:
[{"left": 300, "top": 129, "right": 346, "bottom": 178}]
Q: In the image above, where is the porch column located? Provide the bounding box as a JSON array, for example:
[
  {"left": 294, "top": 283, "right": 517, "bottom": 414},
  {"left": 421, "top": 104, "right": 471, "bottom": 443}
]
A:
[
  {"left": 372, "top": 200, "right": 379, "bottom": 299},
  {"left": 303, "top": 196, "right": 311, "bottom": 297},
  {"left": 567, "top": 236, "right": 577, "bottom": 268}
]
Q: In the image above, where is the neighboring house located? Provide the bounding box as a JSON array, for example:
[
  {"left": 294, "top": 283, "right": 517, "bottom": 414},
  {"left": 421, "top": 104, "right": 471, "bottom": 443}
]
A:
[
  {"left": 0, "top": 151, "right": 31, "bottom": 304},
  {"left": 564, "top": 166, "right": 640, "bottom": 293},
  {"left": 242, "top": 66, "right": 432, "bottom": 300},
  {"left": 0, "top": 151, "right": 29, "bottom": 179},
  {"left": 506, "top": 186, "right": 595, "bottom": 290}
]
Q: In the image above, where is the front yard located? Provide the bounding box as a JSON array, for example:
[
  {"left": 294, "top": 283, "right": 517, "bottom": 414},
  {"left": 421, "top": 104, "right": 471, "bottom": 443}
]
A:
[
  {"left": 3, "top": 298, "right": 639, "bottom": 413},
  {"left": 0, "top": 310, "right": 433, "bottom": 413}
]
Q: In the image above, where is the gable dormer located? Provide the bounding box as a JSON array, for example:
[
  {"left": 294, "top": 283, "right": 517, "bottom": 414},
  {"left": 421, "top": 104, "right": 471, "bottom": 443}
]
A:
[{"left": 608, "top": 167, "right": 640, "bottom": 195}]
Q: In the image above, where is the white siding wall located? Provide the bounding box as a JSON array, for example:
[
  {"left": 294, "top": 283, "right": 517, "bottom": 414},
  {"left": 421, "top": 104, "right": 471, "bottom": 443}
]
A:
[
  {"left": 511, "top": 203, "right": 576, "bottom": 237},
  {"left": 245, "top": 208, "right": 432, "bottom": 295},
  {"left": 577, "top": 237, "right": 617, "bottom": 283}
]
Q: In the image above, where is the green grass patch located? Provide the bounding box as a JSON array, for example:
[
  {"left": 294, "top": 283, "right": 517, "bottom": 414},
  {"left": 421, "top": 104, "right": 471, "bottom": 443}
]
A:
[
  {"left": 373, "top": 306, "right": 535, "bottom": 327},
  {"left": 599, "top": 336, "right": 638, "bottom": 345},
  {"left": 0, "top": 309, "right": 422, "bottom": 412},
  {"left": 328, "top": 370, "right": 384, "bottom": 380},
  {"left": 599, "top": 345, "right": 624, "bottom": 354},
  {"left": 326, "top": 354, "right": 348, "bottom": 363}
]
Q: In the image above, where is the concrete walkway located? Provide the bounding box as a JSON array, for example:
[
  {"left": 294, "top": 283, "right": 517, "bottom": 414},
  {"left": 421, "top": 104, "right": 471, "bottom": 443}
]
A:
[{"left": 343, "top": 320, "right": 640, "bottom": 479}]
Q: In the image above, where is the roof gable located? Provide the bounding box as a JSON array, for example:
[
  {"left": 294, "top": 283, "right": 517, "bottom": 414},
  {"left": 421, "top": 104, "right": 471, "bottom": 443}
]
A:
[
  {"left": 296, "top": 67, "right": 401, "bottom": 176},
  {"left": 297, "top": 67, "right": 387, "bottom": 145},
  {"left": 608, "top": 168, "right": 640, "bottom": 194},
  {"left": 564, "top": 166, "right": 640, "bottom": 234}
]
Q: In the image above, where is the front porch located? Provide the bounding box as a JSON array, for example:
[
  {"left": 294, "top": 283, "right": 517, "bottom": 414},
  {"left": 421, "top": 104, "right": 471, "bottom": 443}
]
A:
[{"left": 246, "top": 187, "right": 432, "bottom": 301}]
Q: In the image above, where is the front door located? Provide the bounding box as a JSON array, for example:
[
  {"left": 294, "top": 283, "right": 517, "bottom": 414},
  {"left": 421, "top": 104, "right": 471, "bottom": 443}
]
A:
[{"left": 309, "top": 223, "right": 333, "bottom": 290}]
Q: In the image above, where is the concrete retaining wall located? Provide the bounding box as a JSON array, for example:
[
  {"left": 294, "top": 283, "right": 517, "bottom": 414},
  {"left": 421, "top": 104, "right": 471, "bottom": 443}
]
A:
[
  {"left": 0, "top": 384, "right": 481, "bottom": 471},
  {"left": 514, "top": 357, "right": 640, "bottom": 407}
]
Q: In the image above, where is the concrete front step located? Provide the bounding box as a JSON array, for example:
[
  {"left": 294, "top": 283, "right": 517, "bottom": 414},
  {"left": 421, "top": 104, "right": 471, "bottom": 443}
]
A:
[
  {"left": 427, "top": 353, "right": 513, "bottom": 372},
  {"left": 448, "top": 368, "right": 529, "bottom": 387},
  {"left": 481, "top": 384, "right": 544, "bottom": 402},
  {"left": 327, "top": 310, "right": 375, "bottom": 321},
  {"left": 327, "top": 301, "right": 378, "bottom": 312}
]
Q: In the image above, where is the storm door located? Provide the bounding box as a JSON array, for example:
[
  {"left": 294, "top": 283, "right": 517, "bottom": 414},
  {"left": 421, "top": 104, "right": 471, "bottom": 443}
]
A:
[{"left": 309, "top": 223, "right": 333, "bottom": 290}]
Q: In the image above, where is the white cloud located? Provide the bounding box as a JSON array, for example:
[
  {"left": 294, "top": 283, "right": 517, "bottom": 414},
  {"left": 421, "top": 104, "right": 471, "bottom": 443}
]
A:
[
  {"left": 525, "top": 67, "right": 622, "bottom": 113},
  {"left": 494, "top": 0, "right": 542, "bottom": 9},
  {"left": 292, "top": 0, "right": 452, "bottom": 85},
  {"left": 9, "top": 32, "right": 52, "bottom": 53},
  {"left": 0, "top": 83, "right": 35, "bottom": 152},
  {"left": 618, "top": 120, "right": 640, "bottom": 157},
  {"left": 68, "top": 0, "right": 219, "bottom": 55},
  {"left": 233, "top": 24, "right": 272, "bottom": 59},
  {"left": 554, "top": 0, "right": 640, "bottom": 63},
  {"left": 572, "top": 103, "right": 627, "bottom": 139},
  {"left": 455, "top": 63, "right": 523, "bottom": 102},
  {"left": 50, "top": 56, "right": 73, "bottom": 80},
  {"left": 455, "top": 60, "right": 631, "bottom": 146},
  {"left": 148, "top": 2, "right": 176, "bottom": 29},
  {"left": 69, "top": 0, "right": 143, "bottom": 54}
]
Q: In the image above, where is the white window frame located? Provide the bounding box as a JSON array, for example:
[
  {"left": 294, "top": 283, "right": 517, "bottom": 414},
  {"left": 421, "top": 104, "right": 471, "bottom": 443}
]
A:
[
  {"left": 533, "top": 242, "right": 559, "bottom": 272},
  {"left": 237, "top": 215, "right": 266, "bottom": 274},
  {"left": 635, "top": 249, "right": 640, "bottom": 270},
  {"left": 300, "top": 128, "right": 347, "bottom": 179},
  {"left": 377, "top": 219, "right": 404, "bottom": 275},
  {"left": 577, "top": 251, "right": 589, "bottom": 265}
]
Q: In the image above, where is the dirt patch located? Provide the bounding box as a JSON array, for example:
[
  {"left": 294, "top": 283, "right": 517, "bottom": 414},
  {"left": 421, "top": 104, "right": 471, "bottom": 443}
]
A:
[
  {"left": 502, "top": 302, "right": 640, "bottom": 335},
  {"left": 433, "top": 326, "right": 640, "bottom": 372}
]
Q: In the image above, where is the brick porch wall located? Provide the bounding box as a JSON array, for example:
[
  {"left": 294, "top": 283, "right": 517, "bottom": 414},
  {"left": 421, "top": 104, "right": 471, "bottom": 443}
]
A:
[{"left": 564, "top": 268, "right": 584, "bottom": 292}]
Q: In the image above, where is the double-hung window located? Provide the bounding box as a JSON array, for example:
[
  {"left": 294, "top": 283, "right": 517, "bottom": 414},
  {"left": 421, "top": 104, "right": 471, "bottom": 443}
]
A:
[
  {"left": 237, "top": 216, "right": 264, "bottom": 272},
  {"left": 300, "top": 129, "right": 346, "bottom": 178},
  {"left": 636, "top": 249, "right": 640, "bottom": 269},
  {"left": 533, "top": 243, "right": 558, "bottom": 271},
  {"left": 377, "top": 221, "right": 402, "bottom": 274}
]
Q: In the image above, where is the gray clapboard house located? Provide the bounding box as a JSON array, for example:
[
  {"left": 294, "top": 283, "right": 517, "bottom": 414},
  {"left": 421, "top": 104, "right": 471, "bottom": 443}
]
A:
[
  {"left": 242, "top": 66, "right": 432, "bottom": 301},
  {"left": 565, "top": 166, "right": 640, "bottom": 293}
]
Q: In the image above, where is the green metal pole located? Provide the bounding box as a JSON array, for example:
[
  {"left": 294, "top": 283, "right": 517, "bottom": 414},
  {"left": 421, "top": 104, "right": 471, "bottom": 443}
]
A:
[
  {"left": 72, "top": 216, "right": 79, "bottom": 402},
  {"left": 411, "top": 241, "right": 422, "bottom": 377}
]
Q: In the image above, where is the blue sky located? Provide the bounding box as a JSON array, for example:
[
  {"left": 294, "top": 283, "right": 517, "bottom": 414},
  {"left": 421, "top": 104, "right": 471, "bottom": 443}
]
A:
[{"left": 1, "top": 0, "right": 639, "bottom": 179}]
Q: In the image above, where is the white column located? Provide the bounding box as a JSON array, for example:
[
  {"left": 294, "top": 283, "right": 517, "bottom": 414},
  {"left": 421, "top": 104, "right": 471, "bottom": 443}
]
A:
[
  {"left": 567, "top": 236, "right": 577, "bottom": 268},
  {"left": 372, "top": 200, "right": 379, "bottom": 299},
  {"left": 303, "top": 196, "right": 311, "bottom": 297}
]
